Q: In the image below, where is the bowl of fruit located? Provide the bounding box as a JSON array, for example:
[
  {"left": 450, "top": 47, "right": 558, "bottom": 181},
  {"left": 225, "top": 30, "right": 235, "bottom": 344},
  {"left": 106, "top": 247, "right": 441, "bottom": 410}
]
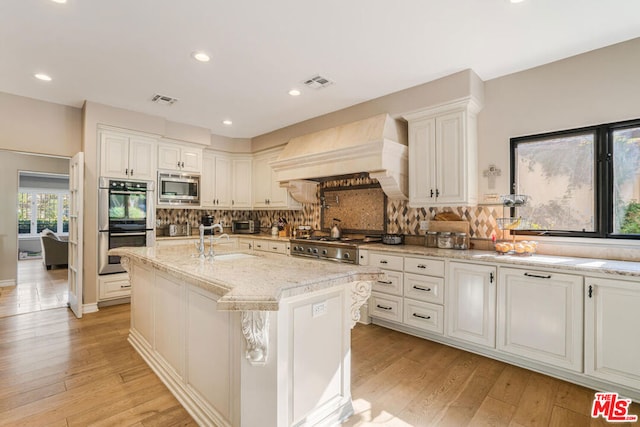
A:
[{"left": 494, "top": 240, "right": 537, "bottom": 256}]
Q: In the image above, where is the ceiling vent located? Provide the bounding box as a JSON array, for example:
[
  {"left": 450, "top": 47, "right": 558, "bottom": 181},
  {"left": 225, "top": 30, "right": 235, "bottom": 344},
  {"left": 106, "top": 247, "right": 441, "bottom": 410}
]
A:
[
  {"left": 302, "top": 75, "right": 334, "bottom": 90},
  {"left": 151, "top": 93, "right": 178, "bottom": 105}
]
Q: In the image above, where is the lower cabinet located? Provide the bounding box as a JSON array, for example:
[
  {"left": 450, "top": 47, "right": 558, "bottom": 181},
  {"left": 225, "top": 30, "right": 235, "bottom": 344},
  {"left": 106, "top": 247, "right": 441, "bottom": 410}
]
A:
[
  {"left": 403, "top": 298, "right": 443, "bottom": 334},
  {"left": 98, "top": 272, "right": 131, "bottom": 300},
  {"left": 253, "top": 240, "right": 288, "bottom": 255},
  {"left": 585, "top": 276, "right": 640, "bottom": 390},
  {"left": 446, "top": 262, "right": 496, "bottom": 348},
  {"left": 497, "top": 267, "right": 583, "bottom": 372},
  {"left": 369, "top": 292, "right": 403, "bottom": 323}
]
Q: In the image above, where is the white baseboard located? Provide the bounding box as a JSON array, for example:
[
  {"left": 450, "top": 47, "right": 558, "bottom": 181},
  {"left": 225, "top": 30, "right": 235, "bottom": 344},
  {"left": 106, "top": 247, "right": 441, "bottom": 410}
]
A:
[
  {"left": 0, "top": 279, "right": 17, "bottom": 288},
  {"left": 82, "top": 303, "right": 99, "bottom": 314}
]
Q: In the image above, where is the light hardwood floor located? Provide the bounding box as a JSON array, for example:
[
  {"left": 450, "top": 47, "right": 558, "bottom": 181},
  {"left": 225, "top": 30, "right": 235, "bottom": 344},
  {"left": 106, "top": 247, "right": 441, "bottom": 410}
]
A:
[
  {"left": 0, "top": 259, "right": 68, "bottom": 318},
  {"left": 0, "top": 305, "right": 637, "bottom": 426}
]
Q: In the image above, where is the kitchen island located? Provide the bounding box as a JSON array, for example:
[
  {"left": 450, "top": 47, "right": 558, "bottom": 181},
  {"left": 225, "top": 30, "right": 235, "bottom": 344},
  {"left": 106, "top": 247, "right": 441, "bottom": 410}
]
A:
[{"left": 109, "top": 244, "right": 381, "bottom": 427}]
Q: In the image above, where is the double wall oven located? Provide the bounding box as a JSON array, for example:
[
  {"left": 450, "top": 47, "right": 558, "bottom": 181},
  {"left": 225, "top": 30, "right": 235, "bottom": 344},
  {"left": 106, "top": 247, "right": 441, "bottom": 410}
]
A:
[{"left": 98, "top": 177, "right": 155, "bottom": 275}]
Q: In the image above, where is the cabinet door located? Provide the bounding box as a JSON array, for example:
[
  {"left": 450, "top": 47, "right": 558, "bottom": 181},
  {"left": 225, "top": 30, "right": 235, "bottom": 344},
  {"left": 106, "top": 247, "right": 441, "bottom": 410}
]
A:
[
  {"left": 435, "top": 111, "right": 465, "bottom": 205},
  {"left": 585, "top": 277, "right": 640, "bottom": 390},
  {"left": 372, "top": 270, "right": 403, "bottom": 296},
  {"left": 158, "top": 144, "right": 182, "bottom": 171},
  {"left": 128, "top": 136, "right": 156, "bottom": 180},
  {"left": 200, "top": 154, "right": 215, "bottom": 207},
  {"left": 231, "top": 158, "right": 252, "bottom": 208},
  {"left": 252, "top": 155, "right": 272, "bottom": 208},
  {"left": 100, "top": 132, "right": 129, "bottom": 178},
  {"left": 497, "top": 268, "right": 583, "bottom": 371},
  {"left": 181, "top": 146, "right": 202, "bottom": 173},
  {"left": 214, "top": 155, "right": 232, "bottom": 208},
  {"left": 408, "top": 117, "right": 437, "bottom": 205},
  {"left": 446, "top": 262, "right": 496, "bottom": 348}
]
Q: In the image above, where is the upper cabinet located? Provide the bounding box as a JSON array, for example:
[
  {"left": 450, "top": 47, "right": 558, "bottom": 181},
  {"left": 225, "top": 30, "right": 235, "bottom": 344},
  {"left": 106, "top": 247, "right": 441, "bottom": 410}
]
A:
[
  {"left": 201, "top": 152, "right": 232, "bottom": 208},
  {"left": 231, "top": 157, "right": 252, "bottom": 209},
  {"left": 252, "top": 148, "right": 301, "bottom": 209},
  {"left": 403, "top": 97, "right": 481, "bottom": 207},
  {"left": 158, "top": 142, "right": 202, "bottom": 173},
  {"left": 100, "top": 130, "right": 157, "bottom": 180}
]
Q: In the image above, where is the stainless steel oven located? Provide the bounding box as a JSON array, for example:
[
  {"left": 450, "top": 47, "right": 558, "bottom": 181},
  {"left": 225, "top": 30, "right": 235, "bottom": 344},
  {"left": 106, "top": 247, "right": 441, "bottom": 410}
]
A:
[{"left": 98, "top": 177, "right": 155, "bottom": 275}]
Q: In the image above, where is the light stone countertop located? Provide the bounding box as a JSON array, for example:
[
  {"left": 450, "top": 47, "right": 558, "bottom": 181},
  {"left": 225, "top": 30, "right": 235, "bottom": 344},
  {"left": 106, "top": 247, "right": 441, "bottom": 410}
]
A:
[
  {"left": 155, "top": 233, "right": 292, "bottom": 242},
  {"left": 361, "top": 243, "right": 640, "bottom": 278},
  {"left": 110, "top": 244, "right": 382, "bottom": 311}
]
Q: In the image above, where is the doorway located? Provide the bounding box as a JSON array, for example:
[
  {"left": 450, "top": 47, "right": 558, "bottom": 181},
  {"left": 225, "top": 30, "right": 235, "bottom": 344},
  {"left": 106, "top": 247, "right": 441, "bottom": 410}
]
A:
[{"left": 0, "top": 152, "right": 71, "bottom": 318}]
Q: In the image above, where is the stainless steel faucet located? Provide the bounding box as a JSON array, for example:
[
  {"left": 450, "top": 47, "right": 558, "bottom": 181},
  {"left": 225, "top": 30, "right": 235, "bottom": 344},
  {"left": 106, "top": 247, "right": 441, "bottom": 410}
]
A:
[{"left": 195, "top": 223, "right": 230, "bottom": 259}]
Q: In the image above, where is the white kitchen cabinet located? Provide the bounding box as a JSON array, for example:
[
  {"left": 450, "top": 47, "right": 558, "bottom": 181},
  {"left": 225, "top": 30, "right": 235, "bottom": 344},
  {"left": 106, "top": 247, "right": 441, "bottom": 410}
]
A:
[
  {"left": 158, "top": 142, "right": 202, "bottom": 173},
  {"left": 369, "top": 292, "right": 403, "bottom": 323},
  {"left": 403, "top": 97, "right": 480, "bottom": 207},
  {"left": 202, "top": 152, "right": 232, "bottom": 208},
  {"left": 373, "top": 270, "right": 404, "bottom": 296},
  {"left": 98, "top": 272, "right": 131, "bottom": 300},
  {"left": 404, "top": 272, "right": 443, "bottom": 304},
  {"left": 253, "top": 240, "right": 288, "bottom": 255},
  {"left": 231, "top": 157, "right": 252, "bottom": 209},
  {"left": 446, "top": 262, "right": 496, "bottom": 348},
  {"left": 236, "top": 238, "right": 254, "bottom": 251},
  {"left": 100, "top": 130, "right": 156, "bottom": 180},
  {"left": 252, "top": 149, "right": 301, "bottom": 209},
  {"left": 403, "top": 299, "right": 444, "bottom": 334},
  {"left": 497, "top": 267, "right": 583, "bottom": 372},
  {"left": 584, "top": 276, "right": 640, "bottom": 390}
]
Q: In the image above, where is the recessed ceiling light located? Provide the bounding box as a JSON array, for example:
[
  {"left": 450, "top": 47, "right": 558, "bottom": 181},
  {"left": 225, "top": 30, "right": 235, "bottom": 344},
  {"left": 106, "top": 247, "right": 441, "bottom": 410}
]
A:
[
  {"left": 288, "top": 89, "right": 301, "bottom": 96},
  {"left": 222, "top": 120, "right": 233, "bottom": 126},
  {"left": 51, "top": 0, "right": 67, "bottom": 3},
  {"left": 192, "top": 51, "right": 210, "bottom": 62},
  {"left": 510, "top": 0, "right": 525, "bottom": 3},
  {"left": 34, "top": 73, "right": 52, "bottom": 82}
]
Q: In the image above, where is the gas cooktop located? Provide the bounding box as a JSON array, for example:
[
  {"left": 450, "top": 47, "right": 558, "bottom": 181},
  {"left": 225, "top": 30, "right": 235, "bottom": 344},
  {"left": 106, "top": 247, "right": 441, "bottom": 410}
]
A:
[{"left": 290, "top": 236, "right": 381, "bottom": 263}]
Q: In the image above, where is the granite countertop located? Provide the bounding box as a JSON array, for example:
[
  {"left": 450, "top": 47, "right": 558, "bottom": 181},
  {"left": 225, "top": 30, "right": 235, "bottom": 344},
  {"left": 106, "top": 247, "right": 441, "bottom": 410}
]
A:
[
  {"left": 361, "top": 243, "right": 640, "bottom": 278},
  {"left": 110, "top": 245, "right": 382, "bottom": 311},
  {"left": 156, "top": 233, "right": 291, "bottom": 242}
]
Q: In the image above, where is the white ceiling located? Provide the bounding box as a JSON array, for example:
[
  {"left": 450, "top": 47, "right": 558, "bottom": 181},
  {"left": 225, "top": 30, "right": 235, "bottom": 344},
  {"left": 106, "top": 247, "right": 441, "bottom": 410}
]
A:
[{"left": 2, "top": 0, "right": 640, "bottom": 139}]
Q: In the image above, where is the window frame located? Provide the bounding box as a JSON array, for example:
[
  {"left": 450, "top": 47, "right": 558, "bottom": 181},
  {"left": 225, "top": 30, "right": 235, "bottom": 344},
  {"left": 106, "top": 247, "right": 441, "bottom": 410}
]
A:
[
  {"left": 510, "top": 118, "right": 640, "bottom": 240},
  {"left": 17, "top": 188, "right": 70, "bottom": 238}
]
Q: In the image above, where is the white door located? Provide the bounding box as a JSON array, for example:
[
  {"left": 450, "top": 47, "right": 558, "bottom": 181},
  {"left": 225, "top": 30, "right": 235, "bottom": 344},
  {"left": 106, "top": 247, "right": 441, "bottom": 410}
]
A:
[
  {"left": 435, "top": 111, "right": 464, "bottom": 205},
  {"left": 214, "top": 156, "right": 232, "bottom": 207},
  {"left": 408, "top": 117, "right": 436, "bottom": 205},
  {"left": 68, "top": 152, "right": 84, "bottom": 318},
  {"left": 99, "top": 132, "right": 129, "bottom": 178},
  {"left": 128, "top": 137, "right": 156, "bottom": 180},
  {"left": 446, "top": 262, "right": 496, "bottom": 348},
  {"left": 252, "top": 155, "right": 271, "bottom": 208},
  {"left": 232, "top": 158, "right": 252, "bottom": 208}
]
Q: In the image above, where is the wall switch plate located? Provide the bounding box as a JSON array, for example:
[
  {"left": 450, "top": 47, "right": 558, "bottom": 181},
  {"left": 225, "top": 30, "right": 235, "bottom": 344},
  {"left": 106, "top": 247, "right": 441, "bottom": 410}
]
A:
[
  {"left": 312, "top": 301, "right": 327, "bottom": 318},
  {"left": 419, "top": 220, "right": 429, "bottom": 230}
]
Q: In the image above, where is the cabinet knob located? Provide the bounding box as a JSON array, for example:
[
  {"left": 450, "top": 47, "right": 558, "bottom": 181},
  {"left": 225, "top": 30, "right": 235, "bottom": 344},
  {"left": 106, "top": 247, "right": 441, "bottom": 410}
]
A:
[
  {"left": 125, "top": 168, "right": 129, "bottom": 176},
  {"left": 130, "top": 169, "right": 133, "bottom": 176},
  {"left": 181, "top": 161, "right": 185, "bottom": 168},
  {"left": 177, "top": 161, "right": 181, "bottom": 168},
  {"left": 430, "top": 189, "right": 434, "bottom": 198}
]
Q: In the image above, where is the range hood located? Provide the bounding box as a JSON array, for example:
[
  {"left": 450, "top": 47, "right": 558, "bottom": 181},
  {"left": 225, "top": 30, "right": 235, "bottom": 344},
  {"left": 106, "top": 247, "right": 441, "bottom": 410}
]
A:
[{"left": 271, "top": 114, "right": 408, "bottom": 201}]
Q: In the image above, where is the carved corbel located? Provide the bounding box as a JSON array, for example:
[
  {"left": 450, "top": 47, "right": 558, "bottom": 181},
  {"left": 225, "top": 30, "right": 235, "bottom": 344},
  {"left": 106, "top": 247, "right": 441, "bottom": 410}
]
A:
[
  {"left": 120, "top": 256, "right": 131, "bottom": 273},
  {"left": 241, "top": 311, "right": 269, "bottom": 366},
  {"left": 350, "top": 281, "right": 372, "bottom": 328}
]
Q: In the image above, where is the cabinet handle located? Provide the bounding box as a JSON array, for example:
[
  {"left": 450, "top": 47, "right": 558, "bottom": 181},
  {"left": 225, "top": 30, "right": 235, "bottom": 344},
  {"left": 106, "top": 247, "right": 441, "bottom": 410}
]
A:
[
  {"left": 257, "top": 244, "right": 262, "bottom": 248},
  {"left": 125, "top": 168, "right": 129, "bottom": 176},
  {"left": 177, "top": 161, "right": 181, "bottom": 168},
  {"left": 412, "top": 313, "right": 431, "bottom": 320},
  {"left": 120, "top": 284, "right": 132, "bottom": 289},
  {"left": 377, "top": 280, "right": 393, "bottom": 285},
  {"left": 588, "top": 285, "right": 593, "bottom": 298},
  {"left": 413, "top": 285, "right": 431, "bottom": 292},
  {"left": 435, "top": 189, "right": 440, "bottom": 197},
  {"left": 130, "top": 169, "right": 133, "bottom": 176},
  {"left": 379, "top": 260, "right": 388, "bottom": 264},
  {"left": 376, "top": 304, "right": 393, "bottom": 311},
  {"left": 490, "top": 272, "right": 494, "bottom": 283},
  {"left": 524, "top": 272, "right": 552, "bottom": 279},
  {"left": 272, "top": 246, "right": 278, "bottom": 250},
  {"left": 417, "top": 264, "right": 427, "bottom": 269},
  {"left": 232, "top": 200, "right": 234, "bottom": 205},
  {"left": 181, "top": 161, "right": 185, "bottom": 168},
  {"left": 430, "top": 189, "right": 434, "bottom": 198}
]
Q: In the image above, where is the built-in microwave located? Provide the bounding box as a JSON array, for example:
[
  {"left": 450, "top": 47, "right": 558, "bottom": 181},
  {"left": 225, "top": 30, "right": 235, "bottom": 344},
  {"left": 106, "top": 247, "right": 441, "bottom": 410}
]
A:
[{"left": 158, "top": 172, "right": 200, "bottom": 205}]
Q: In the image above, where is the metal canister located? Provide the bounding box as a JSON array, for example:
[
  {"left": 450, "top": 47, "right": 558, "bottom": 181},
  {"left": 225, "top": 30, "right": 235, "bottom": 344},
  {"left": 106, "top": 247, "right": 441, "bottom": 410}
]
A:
[
  {"left": 426, "top": 231, "right": 438, "bottom": 248},
  {"left": 437, "top": 232, "right": 453, "bottom": 249}
]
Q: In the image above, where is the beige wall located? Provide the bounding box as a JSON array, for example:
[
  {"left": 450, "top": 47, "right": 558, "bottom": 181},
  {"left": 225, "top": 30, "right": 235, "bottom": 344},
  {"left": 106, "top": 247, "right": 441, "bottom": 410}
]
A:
[
  {"left": 251, "top": 69, "right": 483, "bottom": 152},
  {"left": 0, "top": 151, "right": 69, "bottom": 285},
  {"left": 0, "top": 92, "right": 81, "bottom": 156},
  {"left": 478, "top": 37, "right": 640, "bottom": 198}
]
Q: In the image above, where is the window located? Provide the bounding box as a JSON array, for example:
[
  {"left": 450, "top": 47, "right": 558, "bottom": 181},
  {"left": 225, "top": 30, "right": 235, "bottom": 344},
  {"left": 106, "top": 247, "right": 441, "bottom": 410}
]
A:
[
  {"left": 511, "top": 118, "right": 640, "bottom": 239},
  {"left": 18, "top": 190, "right": 70, "bottom": 236}
]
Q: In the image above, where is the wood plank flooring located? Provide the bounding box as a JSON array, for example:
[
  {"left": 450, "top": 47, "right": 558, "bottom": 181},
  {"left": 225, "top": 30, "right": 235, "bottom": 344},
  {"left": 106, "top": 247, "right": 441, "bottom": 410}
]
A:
[
  {"left": 0, "top": 305, "right": 637, "bottom": 426},
  {"left": 0, "top": 259, "right": 68, "bottom": 318}
]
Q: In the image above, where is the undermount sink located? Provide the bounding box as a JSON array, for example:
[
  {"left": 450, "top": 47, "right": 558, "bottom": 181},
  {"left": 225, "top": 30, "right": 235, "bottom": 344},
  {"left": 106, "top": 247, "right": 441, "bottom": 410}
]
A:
[{"left": 214, "top": 253, "right": 256, "bottom": 261}]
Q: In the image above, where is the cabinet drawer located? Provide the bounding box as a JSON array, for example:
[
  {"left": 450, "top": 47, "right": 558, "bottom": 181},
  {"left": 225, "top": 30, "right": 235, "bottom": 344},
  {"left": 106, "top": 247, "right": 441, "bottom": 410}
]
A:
[
  {"left": 404, "top": 257, "right": 445, "bottom": 277},
  {"left": 403, "top": 299, "right": 444, "bottom": 334},
  {"left": 369, "top": 253, "right": 404, "bottom": 271},
  {"left": 403, "top": 273, "right": 444, "bottom": 304},
  {"left": 99, "top": 275, "right": 131, "bottom": 300},
  {"left": 369, "top": 292, "right": 403, "bottom": 323},
  {"left": 372, "top": 270, "right": 403, "bottom": 296},
  {"left": 254, "top": 240, "right": 287, "bottom": 254}
]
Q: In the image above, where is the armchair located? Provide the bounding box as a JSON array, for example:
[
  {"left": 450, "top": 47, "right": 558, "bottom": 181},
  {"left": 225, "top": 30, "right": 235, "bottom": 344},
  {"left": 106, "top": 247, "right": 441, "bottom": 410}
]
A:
[{"left": 40, "top": 229, "right": 68, "bottom": 270}]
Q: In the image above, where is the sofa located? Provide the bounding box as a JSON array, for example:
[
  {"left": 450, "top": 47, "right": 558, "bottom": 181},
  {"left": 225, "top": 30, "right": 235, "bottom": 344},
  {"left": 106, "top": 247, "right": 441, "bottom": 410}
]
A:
[{"left": 40, "top": 229, "right": 68, "bottom": 270}]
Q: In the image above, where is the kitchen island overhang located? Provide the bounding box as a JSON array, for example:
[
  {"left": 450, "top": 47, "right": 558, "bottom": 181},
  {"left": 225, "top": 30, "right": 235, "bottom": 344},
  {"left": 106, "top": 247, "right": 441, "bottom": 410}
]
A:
[{"left": 110, "top": 245, "right": 382, "bottom": 427}]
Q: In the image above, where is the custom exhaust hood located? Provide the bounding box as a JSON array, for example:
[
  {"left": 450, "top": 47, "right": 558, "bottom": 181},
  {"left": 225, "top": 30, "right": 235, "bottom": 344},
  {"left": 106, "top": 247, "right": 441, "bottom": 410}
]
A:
[{"left": 271, "top": 114, "right": 408, "bottom": 202}]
